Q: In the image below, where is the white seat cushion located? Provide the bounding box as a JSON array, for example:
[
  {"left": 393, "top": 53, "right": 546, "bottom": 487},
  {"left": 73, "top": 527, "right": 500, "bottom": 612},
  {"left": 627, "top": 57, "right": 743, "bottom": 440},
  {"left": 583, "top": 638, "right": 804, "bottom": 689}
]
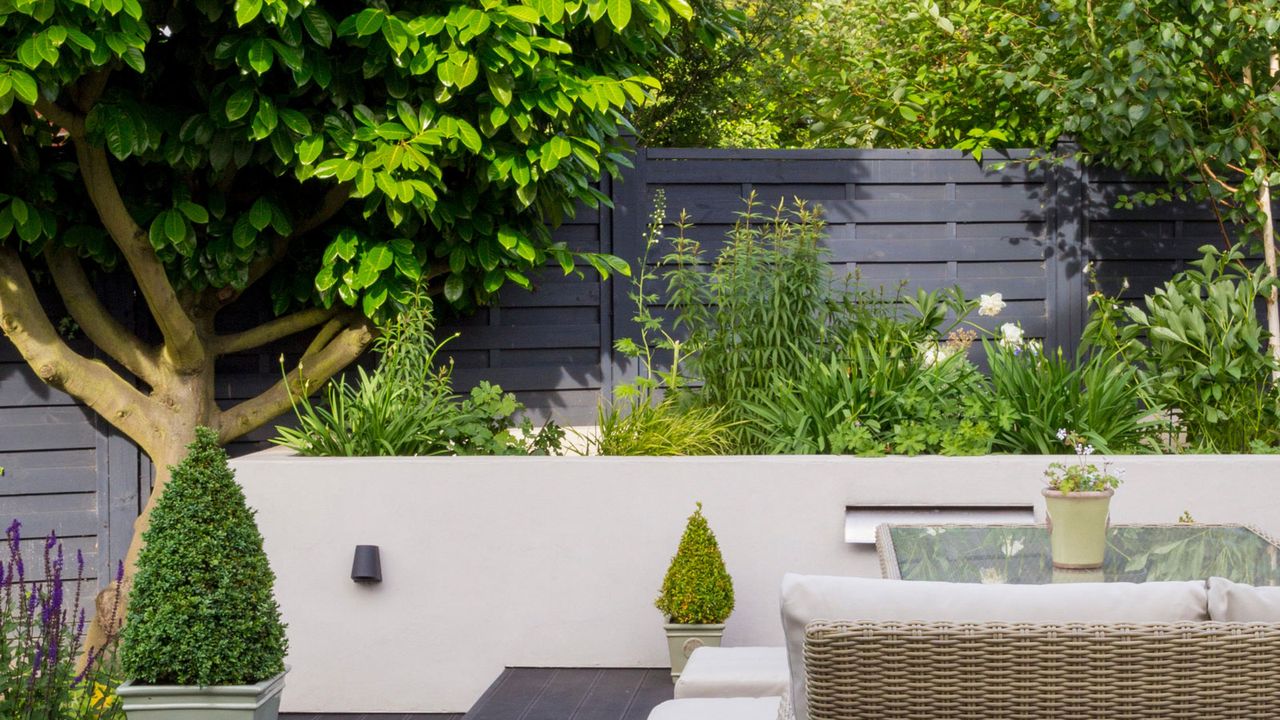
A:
[
  {"left": 780, "top": 574, "right": 1209, "bottom": 720},
  {"left": 648, "top": 697, "right": 783, "bottom": 720},
  {"left": 674, "top": 646, "right": 789, "bottom": 699},
  {"left": 1208, "top": 576, "right": 1280, "bottom": 621}
]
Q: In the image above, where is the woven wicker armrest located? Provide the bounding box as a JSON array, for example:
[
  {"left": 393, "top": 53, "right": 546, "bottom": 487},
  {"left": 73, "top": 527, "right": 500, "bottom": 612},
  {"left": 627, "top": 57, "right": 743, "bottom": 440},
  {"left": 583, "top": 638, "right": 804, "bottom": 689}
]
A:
[{"left": 803, "top": 620, "right": 1280, "bottom": 719}]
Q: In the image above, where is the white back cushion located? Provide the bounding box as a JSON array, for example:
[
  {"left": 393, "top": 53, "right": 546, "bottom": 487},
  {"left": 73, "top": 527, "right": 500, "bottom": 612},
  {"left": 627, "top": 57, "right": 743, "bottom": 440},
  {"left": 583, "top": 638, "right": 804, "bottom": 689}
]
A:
[
  {"left": 1208, "top": 577, "right": 1280, "bottom": 621},
  {"left": 780, "top": 574, "right": 1209, "bottom": 720}
]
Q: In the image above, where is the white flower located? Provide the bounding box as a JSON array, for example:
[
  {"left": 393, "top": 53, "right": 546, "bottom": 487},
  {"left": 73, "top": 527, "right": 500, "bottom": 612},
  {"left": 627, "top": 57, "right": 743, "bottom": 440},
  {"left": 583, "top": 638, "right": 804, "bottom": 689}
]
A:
[
  {"left": 978, "top": 293, "right": 1007, "bottom": 317},
  {"left": 998, "top": 322, "right": 1024, "bottom": 348},
  {"left": 1056, "top": 428, "right": 1069, "bottom": 441},
  {"left": 1001, "top": 536, "right": 1025, "bottom": 557},
  {"left": 979, "top": 567, "right": 1006, "bottom": 584},
  {"left": 920, "top": 342, "right": 955, "bottom": 368}
]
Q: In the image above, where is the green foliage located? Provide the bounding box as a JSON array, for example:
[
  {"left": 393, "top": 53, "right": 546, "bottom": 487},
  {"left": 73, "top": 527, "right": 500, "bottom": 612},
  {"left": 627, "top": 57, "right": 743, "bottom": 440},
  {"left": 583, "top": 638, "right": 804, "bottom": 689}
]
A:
[
  {"left": 1044, "top": 430, "right": 1124, "bottom": 493},
  {"left": 655, "top": 503, "right": 734, "bottom": 624},
  {"left": 1084, "top": 246, "right": 1280, "bottom": 452},
  {"left": 795, "top": 0, "right": 1060, "bottom": 153},
  {"left": 1054, "top": 0, "right": 1280, "bottom": 243},
  {"left": 742, "top": 288, "right": 994, "bottom": 455},
  {"left": 274, "top": 292, "right": 562, "bottom": 456},
  {"left": 984, "top": 341, "right": 1156, "bottom": 454},
  {"left": 664, "top": 197, "right": 834, "bottom": 449},
  {"left": 0, "top": 0, "right": 720, "bottom": 316},
  {"left": 596, "top": 190, "right": 737, "bottom": 455},
  {"left": 121, "top": 428, "right": 287, "bottom": 686}
]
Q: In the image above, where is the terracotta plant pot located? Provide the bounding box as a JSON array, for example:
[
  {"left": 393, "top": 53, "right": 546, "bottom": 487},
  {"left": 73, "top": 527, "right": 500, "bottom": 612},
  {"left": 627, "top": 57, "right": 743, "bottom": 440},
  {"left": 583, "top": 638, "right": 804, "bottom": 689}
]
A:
[
  {"left": 1042, "top": 487, "right": 1113, "bottom": 569},
  {"left": 663, "top": 622, "right": 725, "bottom": 682}
]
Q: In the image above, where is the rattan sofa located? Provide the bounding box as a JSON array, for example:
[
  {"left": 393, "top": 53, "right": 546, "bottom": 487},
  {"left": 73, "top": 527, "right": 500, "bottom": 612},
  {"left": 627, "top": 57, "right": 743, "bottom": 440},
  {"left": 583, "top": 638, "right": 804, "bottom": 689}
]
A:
[
  {"left": 802, "top": 619, "right": 1280, "bottom": 719},
  {"left": 649, "top": 574, "right": 1280, "bottom": 720}
]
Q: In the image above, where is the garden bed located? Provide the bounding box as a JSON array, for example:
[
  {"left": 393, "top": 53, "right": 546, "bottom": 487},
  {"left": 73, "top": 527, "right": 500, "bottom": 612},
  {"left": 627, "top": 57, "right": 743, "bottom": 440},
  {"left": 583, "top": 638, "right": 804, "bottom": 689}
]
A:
[{"left": 233, "top": 450, "right": 1280, "bottom": 713}]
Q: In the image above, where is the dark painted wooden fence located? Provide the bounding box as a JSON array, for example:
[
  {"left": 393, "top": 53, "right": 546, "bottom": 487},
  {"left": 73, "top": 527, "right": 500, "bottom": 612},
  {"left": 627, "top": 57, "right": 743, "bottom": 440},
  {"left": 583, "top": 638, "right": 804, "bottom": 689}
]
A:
[{"left": 0, "top": 145, "right": 1231, "bottom": 582}]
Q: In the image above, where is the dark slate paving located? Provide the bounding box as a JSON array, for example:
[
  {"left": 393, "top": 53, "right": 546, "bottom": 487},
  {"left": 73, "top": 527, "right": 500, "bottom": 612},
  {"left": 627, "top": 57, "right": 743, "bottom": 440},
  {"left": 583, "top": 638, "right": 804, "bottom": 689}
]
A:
[
  {"left": 283, "top": 668, "right": 671, "bottom": 720},
  {"left": 282, "top": 707, "right": 463, "bottom": 712},
  {"left": 466, "top": 668, "right": 672, "bottom": 720}
]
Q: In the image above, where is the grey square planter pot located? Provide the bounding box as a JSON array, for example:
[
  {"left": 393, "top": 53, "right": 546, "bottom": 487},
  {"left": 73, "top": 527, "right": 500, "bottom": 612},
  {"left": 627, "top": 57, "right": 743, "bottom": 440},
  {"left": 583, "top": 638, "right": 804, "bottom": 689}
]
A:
[{"left": 115, "top": 668, "right": 287, "bottom": 720}]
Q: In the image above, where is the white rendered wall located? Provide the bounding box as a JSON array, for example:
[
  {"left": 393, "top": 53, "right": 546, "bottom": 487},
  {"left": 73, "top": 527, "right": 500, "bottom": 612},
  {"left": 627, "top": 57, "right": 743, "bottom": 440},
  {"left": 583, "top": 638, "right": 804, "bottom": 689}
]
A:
[{"left": 232, "top": 451, "right": 1280, "bottom": 713}]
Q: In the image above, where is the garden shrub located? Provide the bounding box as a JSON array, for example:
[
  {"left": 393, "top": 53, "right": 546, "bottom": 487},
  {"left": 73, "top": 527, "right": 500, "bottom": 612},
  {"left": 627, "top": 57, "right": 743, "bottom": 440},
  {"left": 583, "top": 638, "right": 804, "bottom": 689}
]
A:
[
  {"left": 1, "top": 521, "right": 124, "bottom": 719},
  {"left": 1086, "top": 246, "right": 1280, "bottom": 453},
  {"left": 656, "top": 503, "right": 735, "bottom": 625},
  {"left": 985, "top": 341, "right": 1156, "bottom": 455},
  {"left": 121, "top": 428, "right": 287, "bottom": 686},
  {"left": 743, "top": 287, "right": 994, "bottom": 455},
  {"left": 275, "top": 291, "right": 563, "bottom": 457}
]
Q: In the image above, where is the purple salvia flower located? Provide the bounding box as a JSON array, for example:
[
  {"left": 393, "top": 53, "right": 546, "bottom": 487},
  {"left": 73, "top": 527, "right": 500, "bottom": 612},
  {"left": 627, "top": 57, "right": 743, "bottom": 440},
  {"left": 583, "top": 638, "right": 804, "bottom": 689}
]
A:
[
  {"left": 0, "top": 561, "right": 5, "bottom": 586},
  {"left": 16, "top": 555, "right": 23, "bottom": 582},
  {"left": 6, "top": 518, "right": 19, "bottom": 553},
  {"left": 27, "top": 587, "right": 37, "bottom": 615},
  {"left": 45, "top": 530, "right": 56, "bottom": 551},
  {"left": 72, "top": 646, "right": 98, "bottom": 686},
  {"left": 116, "top": 559, "right": 125, "bottom": 583},
  {"left": 76, "top": 548, "right": 84, "bottom": 578},
  {"left": 76, "top": 607, "right": 86, "bottom": 637}
]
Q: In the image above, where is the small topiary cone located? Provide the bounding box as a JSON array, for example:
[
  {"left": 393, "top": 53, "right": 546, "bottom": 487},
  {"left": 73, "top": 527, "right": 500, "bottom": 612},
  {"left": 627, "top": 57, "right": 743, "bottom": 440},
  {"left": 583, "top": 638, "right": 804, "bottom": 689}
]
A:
[
  {"left": 655, "top": 502, "right": 734, "bottom": 624},
  {"left": 121, "top": 427, "right": 288, "bottom": 686}
]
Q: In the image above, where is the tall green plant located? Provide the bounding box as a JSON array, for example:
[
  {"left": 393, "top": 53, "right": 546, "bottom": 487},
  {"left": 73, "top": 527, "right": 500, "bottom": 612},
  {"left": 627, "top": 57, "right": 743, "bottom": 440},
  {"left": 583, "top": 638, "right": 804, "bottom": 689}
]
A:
[
  {"left": 597, "top": 191, "right": 737, "bottom": 456},
  {"left": 665, "top": 196, "right": 834, "bottom": 448},
  {"left": 1084, "top": 246, "right": 1280, "bottom": 452},
  {"left": 121, "top": 428, "right": 286, "bottom": 686}
]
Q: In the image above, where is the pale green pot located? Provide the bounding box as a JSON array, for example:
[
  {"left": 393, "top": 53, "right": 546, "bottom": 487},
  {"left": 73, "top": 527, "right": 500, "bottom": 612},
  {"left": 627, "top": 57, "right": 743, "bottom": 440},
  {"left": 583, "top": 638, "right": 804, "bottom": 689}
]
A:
[
  {"left": 1043, "top": 488, "right": 1113, "bottom": 569},
  {"left": 116, "top": 669, "right": 287, "bottom": 720},
  {"left": 663, "top": 622, "right": 725, "bottom": 682}
]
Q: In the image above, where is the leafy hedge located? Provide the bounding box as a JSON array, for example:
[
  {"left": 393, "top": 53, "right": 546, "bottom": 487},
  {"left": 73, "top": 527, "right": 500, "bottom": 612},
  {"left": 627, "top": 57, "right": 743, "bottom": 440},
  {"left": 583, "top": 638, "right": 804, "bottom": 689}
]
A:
[{"left": 655, "top": 503, "right": 734, "bottom": 624}]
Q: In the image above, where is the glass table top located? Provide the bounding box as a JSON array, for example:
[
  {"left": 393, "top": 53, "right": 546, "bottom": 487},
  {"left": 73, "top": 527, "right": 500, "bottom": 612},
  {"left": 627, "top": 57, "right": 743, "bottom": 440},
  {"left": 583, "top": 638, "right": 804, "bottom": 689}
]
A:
[{"left": 879, "top": 524, "right": 1280, "bottom": 585}]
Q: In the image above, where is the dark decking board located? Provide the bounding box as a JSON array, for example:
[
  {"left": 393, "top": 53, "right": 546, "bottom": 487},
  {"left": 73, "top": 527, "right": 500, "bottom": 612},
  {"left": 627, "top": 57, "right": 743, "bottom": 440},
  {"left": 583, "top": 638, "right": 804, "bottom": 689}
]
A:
[
  {"left": 465, "top": 668, "right": 672, "bottom": 720},
  {"left": 278, "top": 668, "right": 671, "bottom": 720},
  {"left": 281, "top": 715, "right": 462, "bottom": 719}
]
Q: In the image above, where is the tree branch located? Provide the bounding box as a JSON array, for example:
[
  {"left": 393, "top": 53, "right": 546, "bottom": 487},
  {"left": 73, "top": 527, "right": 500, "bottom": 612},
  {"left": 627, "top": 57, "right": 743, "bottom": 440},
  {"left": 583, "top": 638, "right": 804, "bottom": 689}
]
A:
[
  {"left": 74, "top": 141, "right": 206, "bottom": 371},
  {"left": 0, "top": 247, "right": 159, "bottom": 442},
  {"left": 33, "top": 98, "right": 86, "bottom": 138},
  {"left": 45, "top": 246, "right": 162, "bottom": 387},
  {"left": 216, "top": 318, "right": 374, "bottom": 444},
  {"left": 212, "top": 306, "right": 342, "bottom": 356}
]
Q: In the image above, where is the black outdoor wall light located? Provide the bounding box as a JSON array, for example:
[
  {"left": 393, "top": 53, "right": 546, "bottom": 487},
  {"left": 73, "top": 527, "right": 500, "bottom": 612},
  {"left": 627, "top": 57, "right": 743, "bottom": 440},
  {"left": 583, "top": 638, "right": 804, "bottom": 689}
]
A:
[{"left": 351, "top": 545, "right": 382, "bottom": 583}]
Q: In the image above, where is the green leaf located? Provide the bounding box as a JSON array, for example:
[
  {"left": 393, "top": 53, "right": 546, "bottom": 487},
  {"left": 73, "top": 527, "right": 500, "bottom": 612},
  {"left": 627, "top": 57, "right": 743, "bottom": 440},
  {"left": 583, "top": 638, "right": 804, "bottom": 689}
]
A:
[
  {"left": 164, "top": 210, "right": 187, "bottom": 244},
  {"left": 235, "top": 0, "right": 263, "bottom": 25},
  {"left": 607, "top": 0, "right": 631, "bottom": 30},
  {"left": 303, "top": 8, "right": 334, "bottom": 47},
  {"left": 487, "top": 71, "right": 513, "bottom": 106},
  {"left": 506, "top": 5, "right": 541, "bottom": 23},
  {"left": 355, "top": 8, "right": 385, "bottom": 36},
  {"left": 178, "top": 202, "right": 209, "bottom": 223},
  {"left": 279, "top": 109, "right": 311, "bottom": 136},
  {"left": 298, "top": 135, "right": 323, "bottom": 164},
  {"left": 443, "top": 274, "right": 464, "bottom": 302},
  {"left": 249, "top": 198, "right": 273, "bottom": 231},
  {"left": 226, "top": 88, "right": 255, "bottom": 122},
  {"left": 666, "top": 0, "right": 693, "bottom": 20},
  {"left": 9, "top": 72, "right": 37, "bottom": 106},
  {"left": 364, "top": 243, "right": 394, "bottom": 272},
  {"left": 248, "top": 39, "right": 274, "bottom": 74}
]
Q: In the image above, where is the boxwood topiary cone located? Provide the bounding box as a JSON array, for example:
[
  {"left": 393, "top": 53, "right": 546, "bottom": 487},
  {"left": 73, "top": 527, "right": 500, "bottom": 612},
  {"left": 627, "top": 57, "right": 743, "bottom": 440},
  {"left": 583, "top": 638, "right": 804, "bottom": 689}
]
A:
[
  {"left": 655, "top": 502, "right": 734, "bottom": 624},
  {"left": 121, "top": 427, "right": 287, "bottom": 686}
]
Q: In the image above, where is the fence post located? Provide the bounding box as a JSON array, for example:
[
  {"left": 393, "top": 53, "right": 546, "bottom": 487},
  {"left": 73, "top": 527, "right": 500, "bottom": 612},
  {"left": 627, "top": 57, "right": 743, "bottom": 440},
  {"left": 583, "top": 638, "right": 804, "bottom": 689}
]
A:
[
  {"left": 607, "top": 139, "right": 648, "bottom": 400},
  {"left": 1049, "top": 137, "right": 1087, "bottom": 360}
]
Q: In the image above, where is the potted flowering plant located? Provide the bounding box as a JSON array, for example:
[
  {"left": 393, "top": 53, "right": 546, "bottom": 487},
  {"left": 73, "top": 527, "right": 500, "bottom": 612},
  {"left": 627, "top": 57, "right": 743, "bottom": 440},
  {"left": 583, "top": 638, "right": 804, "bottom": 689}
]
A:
[
  {"left": 655, "top": 503, "right": 734, "bottom": 682},
  {"left": 1042, "top": 429, "right": 1124, "bottom": 569}
]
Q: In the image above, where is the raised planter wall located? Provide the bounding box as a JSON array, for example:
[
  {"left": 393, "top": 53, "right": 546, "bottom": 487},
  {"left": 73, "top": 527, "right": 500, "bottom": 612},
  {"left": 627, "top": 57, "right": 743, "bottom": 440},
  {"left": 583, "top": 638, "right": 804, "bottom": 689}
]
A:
[{"left": 232, "top": 451, "right": 1280, "bottom": 713}]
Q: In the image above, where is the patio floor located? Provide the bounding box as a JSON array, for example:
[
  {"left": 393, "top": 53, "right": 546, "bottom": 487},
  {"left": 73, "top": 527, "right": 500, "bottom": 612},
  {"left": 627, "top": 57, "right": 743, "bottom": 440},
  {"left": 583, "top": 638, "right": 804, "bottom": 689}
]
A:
[{"left": 284, "top": 667, "right": 672, "bottom": 720}]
